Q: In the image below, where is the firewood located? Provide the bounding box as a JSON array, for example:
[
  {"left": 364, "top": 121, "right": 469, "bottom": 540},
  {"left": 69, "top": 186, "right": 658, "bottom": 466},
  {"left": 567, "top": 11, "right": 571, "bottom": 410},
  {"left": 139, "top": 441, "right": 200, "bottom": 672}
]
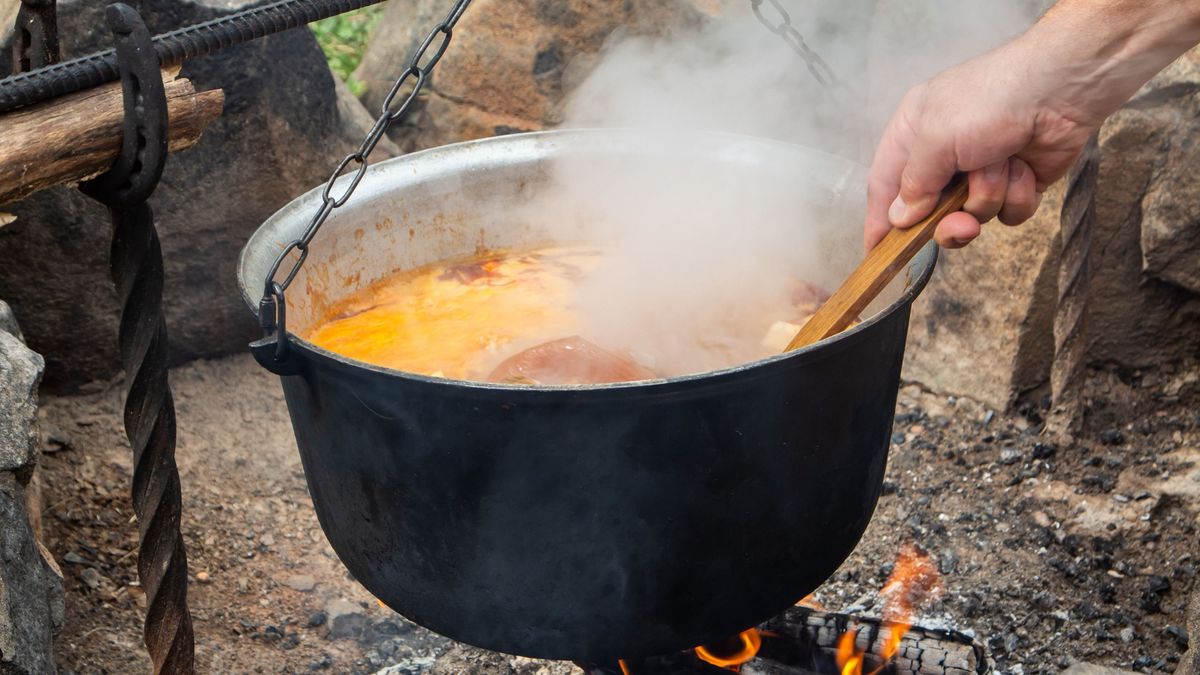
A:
[
  {"left": 746, "top": 606, "right": 994, "bottom": 675},
  {"left": 0, "top": 67, "right": 224, "bottom": 205}
]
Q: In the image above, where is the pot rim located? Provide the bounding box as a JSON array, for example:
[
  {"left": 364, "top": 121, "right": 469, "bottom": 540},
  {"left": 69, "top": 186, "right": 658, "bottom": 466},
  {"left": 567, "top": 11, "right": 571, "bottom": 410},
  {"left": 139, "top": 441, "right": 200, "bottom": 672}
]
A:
[{"left": 238, "top": 128, "right": 938, "bottom": 392}]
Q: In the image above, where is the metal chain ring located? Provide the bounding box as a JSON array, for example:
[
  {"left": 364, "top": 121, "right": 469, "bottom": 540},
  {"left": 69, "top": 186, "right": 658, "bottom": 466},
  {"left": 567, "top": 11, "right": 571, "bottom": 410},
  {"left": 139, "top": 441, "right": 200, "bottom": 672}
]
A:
[
  {"left": 749, "top": 0, "right": 838, "bottom": 88},
  {"left": 258, "top": 0, "right": 473, "bottom": 361}
]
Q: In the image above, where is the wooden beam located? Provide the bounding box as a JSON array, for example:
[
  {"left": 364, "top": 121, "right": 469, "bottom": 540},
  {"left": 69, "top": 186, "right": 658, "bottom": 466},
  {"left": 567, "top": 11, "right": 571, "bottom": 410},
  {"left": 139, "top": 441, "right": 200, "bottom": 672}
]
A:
[{"left": 0, "top": 67, "right": 224, "bottom": 205}]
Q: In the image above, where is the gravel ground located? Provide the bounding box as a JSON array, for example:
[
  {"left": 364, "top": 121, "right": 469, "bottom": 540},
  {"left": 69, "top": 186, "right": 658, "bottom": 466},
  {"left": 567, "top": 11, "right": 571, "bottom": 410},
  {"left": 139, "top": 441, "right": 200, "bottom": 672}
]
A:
[{"left": 35, "top": 354, "right": 1198, "bottom": 674}]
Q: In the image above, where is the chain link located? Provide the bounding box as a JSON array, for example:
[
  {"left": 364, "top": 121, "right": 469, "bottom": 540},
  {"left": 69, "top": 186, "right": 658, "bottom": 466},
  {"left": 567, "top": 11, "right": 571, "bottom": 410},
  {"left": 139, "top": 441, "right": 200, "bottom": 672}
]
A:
[
  {"left": 749, "top": 0, "right": 837, "bottom": 88},
  {"left": 260, "top": 0, "right": 473, "bottom": 351}
]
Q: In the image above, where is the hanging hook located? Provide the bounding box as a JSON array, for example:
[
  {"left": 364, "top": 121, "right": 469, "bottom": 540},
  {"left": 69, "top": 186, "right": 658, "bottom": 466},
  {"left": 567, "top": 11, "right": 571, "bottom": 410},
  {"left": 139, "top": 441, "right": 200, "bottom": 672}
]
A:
[{"left": 12, "top": 0, "right": 59, "bottom": 74}]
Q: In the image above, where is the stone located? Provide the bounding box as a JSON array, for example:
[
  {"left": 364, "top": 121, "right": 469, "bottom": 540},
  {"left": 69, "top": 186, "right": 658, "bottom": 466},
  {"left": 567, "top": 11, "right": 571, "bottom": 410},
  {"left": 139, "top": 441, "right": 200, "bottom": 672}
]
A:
[
  {"left": 1087, "top": 75, "right": 1200, "bottom": 369},
  {"left": 1138, "top": 48, "right": 1200, "bottom": 296},
  {"left": 902, "top": 182, "right": 1063, "bottom": 410},
  {"left": 1061, "top": 665, "right": 1139, "bottom": 675},
  {"left": 354, "top": 0, "right": 731, "bottom": 151},
  {"left": 430, "top": 641, "right": 577, "bottom": 675},
  {"left": 0, "top": 329, "right": 42, "bottom": 474},
  {"left": 0, "top": 0, "right": 397, "bottom": 390},
  {"left": 0, "top": 471, "right": 64, "bottom": 675},
  {"left": 284, "top": 573, "right": 316, "bottom": 592},
  {"left": 0, "top": 300, "right": 20, "bottom": 340},
  {"left": 1181, "top": 587, "right": 1200, "bottom": 675},
  {"left": 324, "top": 598, "right": 368, "bottom": 639},
  {"left": 903, "top": 46, "right": 1200, "bottom": 407}
]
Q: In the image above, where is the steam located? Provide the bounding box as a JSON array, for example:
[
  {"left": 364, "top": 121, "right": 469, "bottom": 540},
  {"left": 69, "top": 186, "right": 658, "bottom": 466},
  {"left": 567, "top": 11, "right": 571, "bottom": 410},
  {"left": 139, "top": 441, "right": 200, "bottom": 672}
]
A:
[{"left": 525, "top": 1, "right": 1045, "bottom": 375}]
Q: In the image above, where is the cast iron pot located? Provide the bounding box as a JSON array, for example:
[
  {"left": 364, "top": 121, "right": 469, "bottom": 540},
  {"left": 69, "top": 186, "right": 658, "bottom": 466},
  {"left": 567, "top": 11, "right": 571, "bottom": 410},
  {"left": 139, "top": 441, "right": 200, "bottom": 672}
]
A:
[{"left": 238, "top": 130, "right": 937, "bottom": 663}]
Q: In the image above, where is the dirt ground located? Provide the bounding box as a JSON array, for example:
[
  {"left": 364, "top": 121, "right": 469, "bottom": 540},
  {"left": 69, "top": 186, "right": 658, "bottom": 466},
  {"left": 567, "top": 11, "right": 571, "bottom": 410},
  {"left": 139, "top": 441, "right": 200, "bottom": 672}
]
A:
[{"left": 36, "top": 354, "right": 1198, "bottom": 674}]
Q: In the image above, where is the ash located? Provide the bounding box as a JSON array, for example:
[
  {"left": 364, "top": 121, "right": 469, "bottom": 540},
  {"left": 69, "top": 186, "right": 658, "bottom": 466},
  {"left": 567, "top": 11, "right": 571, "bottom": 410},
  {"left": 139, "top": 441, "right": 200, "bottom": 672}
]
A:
[{"left": 35, "top": 356, "right": 1198, "bottom": 674}]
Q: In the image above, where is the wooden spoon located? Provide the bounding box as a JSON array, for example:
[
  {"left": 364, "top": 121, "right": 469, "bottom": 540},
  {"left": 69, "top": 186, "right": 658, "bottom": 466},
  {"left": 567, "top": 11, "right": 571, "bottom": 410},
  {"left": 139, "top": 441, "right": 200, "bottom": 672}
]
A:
[{"left": 785, "top": 175, "right": 970, "bottom": 351}]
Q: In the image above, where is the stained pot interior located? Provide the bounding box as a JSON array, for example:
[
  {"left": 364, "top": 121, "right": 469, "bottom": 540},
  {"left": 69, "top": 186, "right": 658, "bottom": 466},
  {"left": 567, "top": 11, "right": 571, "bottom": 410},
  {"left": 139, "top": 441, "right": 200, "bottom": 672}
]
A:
[{"left": 239, "top": 130, "right": 926, "bottom": 367}]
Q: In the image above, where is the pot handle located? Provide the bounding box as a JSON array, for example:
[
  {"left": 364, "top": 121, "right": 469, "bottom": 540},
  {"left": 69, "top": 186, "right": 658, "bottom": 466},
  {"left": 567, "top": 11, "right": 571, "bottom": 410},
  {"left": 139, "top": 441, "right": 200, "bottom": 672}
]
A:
[{"left": 251, "top": 335, "right": 305, "bottom": 376}]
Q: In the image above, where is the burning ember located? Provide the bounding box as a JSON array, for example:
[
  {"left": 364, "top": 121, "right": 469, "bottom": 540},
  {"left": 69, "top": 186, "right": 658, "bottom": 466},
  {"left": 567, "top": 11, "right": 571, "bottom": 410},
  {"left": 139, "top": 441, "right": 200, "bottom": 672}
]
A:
[
  {"left": 694, "top": 628, "right": 763, "bottom": 670},
  {"left": 835, "top": 544, "right": 942, "bottom": 675}
]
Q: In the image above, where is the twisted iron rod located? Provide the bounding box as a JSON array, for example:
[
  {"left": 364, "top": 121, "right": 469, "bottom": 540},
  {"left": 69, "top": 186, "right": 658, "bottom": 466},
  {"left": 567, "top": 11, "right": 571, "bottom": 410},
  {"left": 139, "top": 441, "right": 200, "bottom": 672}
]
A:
[{"left": 110, "top": 202, "right": 195, "bottom": 674}]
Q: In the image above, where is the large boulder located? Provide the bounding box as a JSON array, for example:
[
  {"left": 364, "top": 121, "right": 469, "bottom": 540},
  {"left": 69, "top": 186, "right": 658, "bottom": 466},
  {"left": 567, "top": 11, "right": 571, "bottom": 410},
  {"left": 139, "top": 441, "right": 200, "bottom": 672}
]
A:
[
  {"left": 354, "top": 0, "right": 731, "bottom": 151},
  {"left": 0, "top": 302, "right": 63, "bottom": 675},
  {"left": 1085, "top": 52, "right": 1200, "bottom": 368},
  {"left": 904, "top": 47, "right": 1200, "bottom": 407},
  {"left": 0, "top": 0, "right": 396, "bottom": 390},
  {"left": 1138, "top": 51, "right": 1200, "bottom": 296},
  {"left": 902, "top": 184, "right": 1062, "bottom": 410}
]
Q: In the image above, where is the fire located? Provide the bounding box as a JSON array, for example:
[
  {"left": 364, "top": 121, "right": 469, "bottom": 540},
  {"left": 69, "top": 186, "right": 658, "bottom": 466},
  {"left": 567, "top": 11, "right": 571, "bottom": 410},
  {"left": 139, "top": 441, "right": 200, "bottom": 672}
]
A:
[
  {"left": 694, "top": 628, "right": 763, "bottom": 670},
  {"left": 835, "top": 544, "right": 941, "bottom": 675}
]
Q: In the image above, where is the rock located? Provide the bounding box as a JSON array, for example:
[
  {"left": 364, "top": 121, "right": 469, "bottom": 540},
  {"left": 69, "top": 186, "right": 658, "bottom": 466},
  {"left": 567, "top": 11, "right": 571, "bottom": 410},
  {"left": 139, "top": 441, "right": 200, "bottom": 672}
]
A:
[
  {"left": 1084, "top": 51, "right": 1200, "bottom": 370},
  {"left": 1062, "top": 665, "right": 1138, "bottom": 675},
  {"left": 0, "top": 0, "right": 396, "bottom": 390},
  {"left": 902, "top": 182, "right": 1063, "bottom": 410},
  {"left": 324, "top": 598, "right": 368, "bottom": 639},
  {"left": 0, "top": 300, "right": 21, "bottom": 340},
  {"left": 0, "top": 330, "right": 42, "bottom": 474},
  {"left": 1137, "top": 49, "right": 1200, "bottom": 295},
  {"left": 355, "top": 0, "right": 730, "bottom": 151},
  {"left": 904, "top": 47, "right": 1200, "bottom": 406},
  {"left": 284, "top": 573, "right": 317, "bottom": 592},
  {"left": 1181, "top": 587, "right": 1200, "bottom": 675},
  {"left": 429, "top": 641, "right": 578, "bottom": 675},
  {"left": 0, "top": 472, "right": 64, "bottom": 675}
]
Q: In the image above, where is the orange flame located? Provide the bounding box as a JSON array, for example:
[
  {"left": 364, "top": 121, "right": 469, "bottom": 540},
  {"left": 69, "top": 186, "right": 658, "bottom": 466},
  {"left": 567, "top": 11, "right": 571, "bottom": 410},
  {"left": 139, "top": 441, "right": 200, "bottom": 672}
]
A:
[
  {"left": 694, "top": 628, "right": 763, "bottom": 670},
  {"left": 835, "top": 544, "right": 941, "bottom": 675},
  {"left": 798, "top": 593, "right": 824, "bottom": 610}
]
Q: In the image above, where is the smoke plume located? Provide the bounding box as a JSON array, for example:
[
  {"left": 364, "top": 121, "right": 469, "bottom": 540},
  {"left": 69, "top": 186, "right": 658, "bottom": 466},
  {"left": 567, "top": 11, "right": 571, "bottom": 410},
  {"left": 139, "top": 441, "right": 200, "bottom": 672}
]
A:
[{"left": 526, "top": 0, "right": 1045, "bottom": 375}]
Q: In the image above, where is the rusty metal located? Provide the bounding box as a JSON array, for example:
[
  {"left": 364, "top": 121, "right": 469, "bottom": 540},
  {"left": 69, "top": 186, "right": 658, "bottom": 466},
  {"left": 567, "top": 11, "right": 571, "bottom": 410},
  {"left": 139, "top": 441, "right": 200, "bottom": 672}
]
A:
[
  {"left": 78, "top": 5, "right": 194, "bottom": 673},
  {"left": 11, "top": 0, "right": 59, "bottom": 74},
  {"left": 1051, "top": 135, "right": 1100, "bottom": 435},
  {"left": 0, "top": 0, "right": 390, "bottom": 113}
]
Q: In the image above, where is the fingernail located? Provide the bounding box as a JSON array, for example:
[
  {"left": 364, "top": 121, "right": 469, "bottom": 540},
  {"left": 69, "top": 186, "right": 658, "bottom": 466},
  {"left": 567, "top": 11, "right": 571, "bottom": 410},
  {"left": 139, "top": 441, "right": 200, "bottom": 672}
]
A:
[
  {"left": 1009, "top": 161, "right": 1026, "bottom": 183},
  {"left": 985, "top": 162, "right": 1005, "bottom": 181},
  {"left": 888, "top": 196, "right": 908, "bottom": 225}
]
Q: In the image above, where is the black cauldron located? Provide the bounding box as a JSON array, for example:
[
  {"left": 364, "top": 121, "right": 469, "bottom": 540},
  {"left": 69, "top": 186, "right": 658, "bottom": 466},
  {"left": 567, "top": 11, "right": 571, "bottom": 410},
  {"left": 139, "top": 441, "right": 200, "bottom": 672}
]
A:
[{"left": 238, "top": 130, "right": 937, "bottom": 662}]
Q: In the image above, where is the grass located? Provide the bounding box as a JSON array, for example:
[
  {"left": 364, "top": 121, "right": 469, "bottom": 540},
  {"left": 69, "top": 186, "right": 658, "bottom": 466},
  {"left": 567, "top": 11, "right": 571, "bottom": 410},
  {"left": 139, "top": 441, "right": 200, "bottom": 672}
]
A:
[{"left": 310, "top": 6, "right": 384, "bottom": 97}]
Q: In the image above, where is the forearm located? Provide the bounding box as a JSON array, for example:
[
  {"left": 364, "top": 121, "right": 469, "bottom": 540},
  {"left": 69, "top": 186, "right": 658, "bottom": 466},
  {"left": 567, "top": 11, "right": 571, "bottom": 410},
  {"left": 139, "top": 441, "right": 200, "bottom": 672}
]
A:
[{"left": 1022, "top": 0, "right": 1200, "bottom": 124}]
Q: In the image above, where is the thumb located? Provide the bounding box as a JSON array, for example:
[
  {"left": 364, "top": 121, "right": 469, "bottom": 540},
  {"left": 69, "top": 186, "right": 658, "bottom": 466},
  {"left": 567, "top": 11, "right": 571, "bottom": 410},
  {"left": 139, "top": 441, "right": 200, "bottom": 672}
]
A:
[{"left": 891, "top": 133, "right": 959, "bottom": 228}]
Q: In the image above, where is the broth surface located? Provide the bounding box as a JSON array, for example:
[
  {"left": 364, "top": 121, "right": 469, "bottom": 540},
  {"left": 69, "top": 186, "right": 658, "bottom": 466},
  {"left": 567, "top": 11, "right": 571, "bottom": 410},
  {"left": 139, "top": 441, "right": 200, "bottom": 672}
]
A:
[{"left": 306, "top": 246, "right": 827, "bottom": 383}]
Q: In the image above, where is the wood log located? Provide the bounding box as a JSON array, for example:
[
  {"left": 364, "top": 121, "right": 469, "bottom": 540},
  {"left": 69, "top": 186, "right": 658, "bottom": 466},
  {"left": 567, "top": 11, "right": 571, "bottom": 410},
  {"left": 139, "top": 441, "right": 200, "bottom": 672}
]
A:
[
  {"left": 0, "top": 67, "right": 224, "bottom": 205},
  {"left": 748, "top": 606, "right": 994, "bottom": 675}
]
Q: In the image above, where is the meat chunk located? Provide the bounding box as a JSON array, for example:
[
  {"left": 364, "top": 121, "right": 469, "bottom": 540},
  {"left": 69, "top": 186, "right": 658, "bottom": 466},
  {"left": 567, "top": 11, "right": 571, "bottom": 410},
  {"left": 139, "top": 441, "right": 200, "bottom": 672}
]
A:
[{"left": 488, "top": 336, "right": 657, "bottom": 385}]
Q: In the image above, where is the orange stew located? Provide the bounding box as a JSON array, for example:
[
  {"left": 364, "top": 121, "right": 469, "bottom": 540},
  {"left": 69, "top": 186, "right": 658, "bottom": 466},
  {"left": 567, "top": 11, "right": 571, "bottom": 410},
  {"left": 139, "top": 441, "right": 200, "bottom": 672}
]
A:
[{"left": 305, "top": 246, "right": 830, "bottom": 384}]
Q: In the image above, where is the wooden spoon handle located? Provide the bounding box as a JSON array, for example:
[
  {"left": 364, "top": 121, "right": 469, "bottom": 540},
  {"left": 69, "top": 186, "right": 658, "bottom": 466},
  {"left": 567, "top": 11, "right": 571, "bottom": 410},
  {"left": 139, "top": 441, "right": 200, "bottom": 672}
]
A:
[{"left": 785, "top": 175, "right": 970, "bottom": 351}]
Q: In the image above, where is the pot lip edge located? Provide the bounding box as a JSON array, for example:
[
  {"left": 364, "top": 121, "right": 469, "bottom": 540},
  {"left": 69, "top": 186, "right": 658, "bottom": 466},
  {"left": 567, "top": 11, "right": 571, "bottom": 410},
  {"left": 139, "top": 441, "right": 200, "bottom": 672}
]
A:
[{"left": 238, "top": 129, "right": 939, "bottom": 392}]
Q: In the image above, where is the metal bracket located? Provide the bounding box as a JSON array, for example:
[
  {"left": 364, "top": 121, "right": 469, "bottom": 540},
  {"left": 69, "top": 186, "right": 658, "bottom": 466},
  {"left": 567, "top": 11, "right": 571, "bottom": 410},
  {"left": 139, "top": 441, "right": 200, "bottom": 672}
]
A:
[
  {"left": 12, "top": 0, "right": 59, "bottom": 74},
  {"left": 79, "top": 3, "right": 168, "bottom": 207}
]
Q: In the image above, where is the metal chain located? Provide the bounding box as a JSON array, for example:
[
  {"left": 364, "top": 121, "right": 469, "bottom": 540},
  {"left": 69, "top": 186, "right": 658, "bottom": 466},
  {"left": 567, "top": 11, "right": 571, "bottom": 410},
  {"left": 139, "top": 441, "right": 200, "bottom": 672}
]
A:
[
  {"left": 259, "top": 0, "right": 472, "bottom": 360},
  {"left": 749, "top": 0, "right": 837, "bottom": 88}
]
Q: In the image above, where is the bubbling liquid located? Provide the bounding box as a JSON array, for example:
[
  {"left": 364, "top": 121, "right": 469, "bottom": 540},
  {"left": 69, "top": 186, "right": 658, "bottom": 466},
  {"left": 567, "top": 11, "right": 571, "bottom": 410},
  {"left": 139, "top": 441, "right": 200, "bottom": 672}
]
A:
[{"left": 305, "top": 246, "right": 828, "bottom": 384}]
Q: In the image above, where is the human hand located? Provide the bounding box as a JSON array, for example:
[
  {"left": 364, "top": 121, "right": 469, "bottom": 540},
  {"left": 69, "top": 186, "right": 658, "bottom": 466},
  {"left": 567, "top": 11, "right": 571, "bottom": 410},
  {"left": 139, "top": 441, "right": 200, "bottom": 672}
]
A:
[{"left": 864, "top": 38, "right": 1097, "bottom": 250}]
